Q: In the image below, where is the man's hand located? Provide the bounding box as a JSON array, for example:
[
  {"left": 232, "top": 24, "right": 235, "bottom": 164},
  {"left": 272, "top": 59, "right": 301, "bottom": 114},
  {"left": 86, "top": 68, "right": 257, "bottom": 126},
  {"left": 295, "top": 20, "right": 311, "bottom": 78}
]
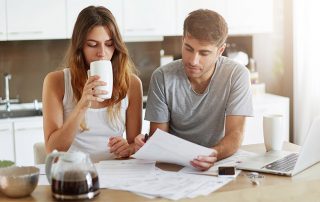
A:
[{"left": 190, "top": 150, "right": 218, "bottom": 171}]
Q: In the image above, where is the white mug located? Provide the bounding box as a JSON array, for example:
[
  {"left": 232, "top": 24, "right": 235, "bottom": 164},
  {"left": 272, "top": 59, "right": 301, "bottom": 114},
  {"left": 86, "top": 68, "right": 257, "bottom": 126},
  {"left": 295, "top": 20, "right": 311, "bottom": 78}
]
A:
[
  {"left": 263, "top": 114, "right": 284, "bottom": 151},
  {"left": 88, "top": 60, "right": 113, "bottom": 100}
]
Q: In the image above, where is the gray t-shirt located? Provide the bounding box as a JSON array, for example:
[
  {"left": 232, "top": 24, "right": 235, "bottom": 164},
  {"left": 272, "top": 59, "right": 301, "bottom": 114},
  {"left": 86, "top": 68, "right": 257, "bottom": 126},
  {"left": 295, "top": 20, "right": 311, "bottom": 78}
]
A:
[{"left": 145, "top": 56, "right": 253, "bottom": 147}]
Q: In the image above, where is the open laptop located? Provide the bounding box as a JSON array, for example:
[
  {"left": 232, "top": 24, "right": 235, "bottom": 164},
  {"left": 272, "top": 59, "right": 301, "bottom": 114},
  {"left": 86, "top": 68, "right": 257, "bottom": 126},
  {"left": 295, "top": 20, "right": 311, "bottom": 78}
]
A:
[{"left": 237, "top": 116, "right": 320, "bottom": 176}]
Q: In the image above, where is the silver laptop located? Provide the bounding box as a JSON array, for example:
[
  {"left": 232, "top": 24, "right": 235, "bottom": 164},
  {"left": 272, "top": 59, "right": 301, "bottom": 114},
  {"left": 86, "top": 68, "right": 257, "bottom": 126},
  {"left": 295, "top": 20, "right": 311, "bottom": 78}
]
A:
[{"left": 237, "top": 116, "right": 320, "bottom": 176}]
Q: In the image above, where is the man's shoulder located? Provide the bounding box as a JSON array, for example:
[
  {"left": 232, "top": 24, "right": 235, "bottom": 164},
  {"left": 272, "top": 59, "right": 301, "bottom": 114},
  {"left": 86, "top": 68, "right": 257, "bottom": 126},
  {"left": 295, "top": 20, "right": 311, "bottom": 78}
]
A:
[
  {"left": 218, "top": 56, "right": 249, "bottom": 75},
  {"left": 157, "top": 59, "right": 183, "bottom": 73}
]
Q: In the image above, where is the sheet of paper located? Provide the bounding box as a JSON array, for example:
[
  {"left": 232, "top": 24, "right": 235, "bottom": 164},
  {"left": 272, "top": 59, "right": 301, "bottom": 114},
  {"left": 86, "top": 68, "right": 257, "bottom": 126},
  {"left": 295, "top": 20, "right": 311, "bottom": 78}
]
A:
[
  {"left": 179, "top": 150, "right": 257, "bottom": 176},
  {"left": 96, "top": 159, "right": 156, "bottom": 188},
  {"left": 132, "top": 129, "right": 214, "bottom": 167}
]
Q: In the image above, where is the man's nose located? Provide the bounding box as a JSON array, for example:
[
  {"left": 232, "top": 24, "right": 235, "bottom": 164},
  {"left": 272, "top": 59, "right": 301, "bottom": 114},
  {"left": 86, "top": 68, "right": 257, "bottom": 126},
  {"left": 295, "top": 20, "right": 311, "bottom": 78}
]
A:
[{"left": 189, "top": 53, "right": 200, "bottom": 66}]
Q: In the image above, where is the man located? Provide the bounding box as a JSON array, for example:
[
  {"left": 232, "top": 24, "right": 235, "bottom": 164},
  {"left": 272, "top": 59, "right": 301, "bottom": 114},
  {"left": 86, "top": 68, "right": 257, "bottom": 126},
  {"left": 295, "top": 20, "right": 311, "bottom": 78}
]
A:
[{"left": 135, "top": 9, "right": 253, "bottom": 171}]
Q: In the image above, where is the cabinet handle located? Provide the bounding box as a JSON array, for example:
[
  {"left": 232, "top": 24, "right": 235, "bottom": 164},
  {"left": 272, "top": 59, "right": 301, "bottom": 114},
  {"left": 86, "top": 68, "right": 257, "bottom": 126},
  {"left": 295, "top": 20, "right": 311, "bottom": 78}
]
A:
[
  {"left": 8, "top": 31, "right": 43, "bottom": 35},
  {"left": 0, "top": 129, "right": 10, "bottom": 132},
  {"left": 125, "top": 28, "right": 155, "bottom": 32},
  {"left": 16, "top": 127, "right": 42, "bottom": 131}
]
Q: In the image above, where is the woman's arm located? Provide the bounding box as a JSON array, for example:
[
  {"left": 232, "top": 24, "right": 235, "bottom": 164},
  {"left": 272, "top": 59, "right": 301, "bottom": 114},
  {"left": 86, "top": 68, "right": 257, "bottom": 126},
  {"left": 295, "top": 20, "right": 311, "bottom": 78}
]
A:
[
  {"left": 42, "top": 71, "right": 106, "bottom": 153},
  {"left": 109, "top": 74, "right": 143, "bottom": 157},
  {"left": 126, "top": 74, "right": 143, "bottom": 144}
]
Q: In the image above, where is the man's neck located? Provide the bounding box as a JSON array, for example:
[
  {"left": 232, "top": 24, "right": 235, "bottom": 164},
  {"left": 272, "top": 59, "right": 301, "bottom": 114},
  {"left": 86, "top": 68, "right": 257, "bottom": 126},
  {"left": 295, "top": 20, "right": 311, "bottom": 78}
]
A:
[{"left": 189, "top": 65, "right": 216, "bottom": 94}]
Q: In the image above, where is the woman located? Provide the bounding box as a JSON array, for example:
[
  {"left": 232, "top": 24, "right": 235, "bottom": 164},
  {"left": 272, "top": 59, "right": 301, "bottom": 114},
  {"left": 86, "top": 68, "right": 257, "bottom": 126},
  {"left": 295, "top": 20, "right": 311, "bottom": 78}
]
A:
[{"left": 42, "top": 6, "right": 142, "bottom": 162}]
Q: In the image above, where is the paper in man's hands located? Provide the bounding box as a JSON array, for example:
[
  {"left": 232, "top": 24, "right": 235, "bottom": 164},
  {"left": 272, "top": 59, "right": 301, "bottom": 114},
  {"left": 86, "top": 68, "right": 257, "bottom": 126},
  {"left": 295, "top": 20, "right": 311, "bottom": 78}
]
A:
[{"left": 132, "top": 129, "right": 213, "bottom": 167}]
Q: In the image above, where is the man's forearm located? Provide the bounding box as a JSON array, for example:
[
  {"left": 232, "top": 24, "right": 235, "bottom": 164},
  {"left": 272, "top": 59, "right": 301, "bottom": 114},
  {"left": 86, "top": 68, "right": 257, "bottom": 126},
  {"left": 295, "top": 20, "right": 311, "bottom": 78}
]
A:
[{"left": 212, "top": 131, "right": 243, "bottom": 160}]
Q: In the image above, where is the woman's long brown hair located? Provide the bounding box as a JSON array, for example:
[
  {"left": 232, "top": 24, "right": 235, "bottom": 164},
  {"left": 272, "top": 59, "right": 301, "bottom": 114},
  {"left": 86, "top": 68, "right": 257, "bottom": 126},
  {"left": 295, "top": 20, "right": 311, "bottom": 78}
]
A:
[{"left": 66, "top": 6, "right": 135, "bottom": 129}]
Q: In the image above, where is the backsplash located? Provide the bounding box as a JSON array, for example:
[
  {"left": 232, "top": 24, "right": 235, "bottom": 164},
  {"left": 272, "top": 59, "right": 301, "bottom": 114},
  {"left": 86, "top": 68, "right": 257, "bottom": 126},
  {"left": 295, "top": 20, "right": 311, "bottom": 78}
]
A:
[
  {"left": 0, "top": 40, "right": 68, "bottom": 102},
  {"left": 0, "top": 36, "right": 251, "bottom": 102}
]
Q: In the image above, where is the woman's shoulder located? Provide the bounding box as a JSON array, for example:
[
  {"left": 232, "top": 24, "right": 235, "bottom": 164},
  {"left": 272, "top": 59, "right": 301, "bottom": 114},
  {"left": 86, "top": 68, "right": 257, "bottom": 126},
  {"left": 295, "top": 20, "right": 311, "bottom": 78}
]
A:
[
  {"left": 127, "top": 74, "right": 142, "bottom": 99},
  {"left": 130, "top": 74, "right": 142, "bottom": 86},
  {"left": 43, "top": 70, "right": 65, "bottom": 93},
  {"left": 45, "top": 70, "right": 64, "bottom": 83}
]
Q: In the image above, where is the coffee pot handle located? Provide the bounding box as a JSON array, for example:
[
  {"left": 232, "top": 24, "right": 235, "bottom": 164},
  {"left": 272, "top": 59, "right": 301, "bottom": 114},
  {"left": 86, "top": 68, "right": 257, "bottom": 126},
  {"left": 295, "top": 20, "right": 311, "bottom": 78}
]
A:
[{"left": 45, "top": 150, "right": 61, "bottom": 184}]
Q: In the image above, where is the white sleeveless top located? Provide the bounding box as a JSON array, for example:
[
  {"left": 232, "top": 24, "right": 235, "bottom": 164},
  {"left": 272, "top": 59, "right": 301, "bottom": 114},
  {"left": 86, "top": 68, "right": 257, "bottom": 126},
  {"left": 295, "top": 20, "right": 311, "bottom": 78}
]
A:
[{"left": 63, "top": 68, "right": 128, "bottom": 162}]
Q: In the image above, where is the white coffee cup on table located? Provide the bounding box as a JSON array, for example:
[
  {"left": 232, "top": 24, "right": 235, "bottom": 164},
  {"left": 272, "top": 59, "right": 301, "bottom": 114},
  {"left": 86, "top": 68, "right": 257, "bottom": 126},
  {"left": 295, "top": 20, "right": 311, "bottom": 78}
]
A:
[
  {"left": 263, "top": 114, "right": 284, "bottom": 152},
  {"left": 88, "top": 60, "right": 113, "bottom": 100}
]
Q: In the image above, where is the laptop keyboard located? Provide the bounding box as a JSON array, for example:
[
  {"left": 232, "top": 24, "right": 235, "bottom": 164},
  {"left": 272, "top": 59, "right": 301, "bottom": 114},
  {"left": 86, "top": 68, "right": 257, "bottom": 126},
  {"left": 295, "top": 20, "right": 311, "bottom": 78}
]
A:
[{"left": 262, "top": 153, "right": 299, "bottom": 172}]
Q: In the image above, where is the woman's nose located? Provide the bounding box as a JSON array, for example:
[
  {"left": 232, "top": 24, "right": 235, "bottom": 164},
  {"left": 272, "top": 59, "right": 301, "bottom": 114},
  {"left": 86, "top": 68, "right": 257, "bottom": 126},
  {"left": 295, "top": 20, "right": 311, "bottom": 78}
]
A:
[{"left": 97, "top": 45, "right": 106, "bottom": 58}]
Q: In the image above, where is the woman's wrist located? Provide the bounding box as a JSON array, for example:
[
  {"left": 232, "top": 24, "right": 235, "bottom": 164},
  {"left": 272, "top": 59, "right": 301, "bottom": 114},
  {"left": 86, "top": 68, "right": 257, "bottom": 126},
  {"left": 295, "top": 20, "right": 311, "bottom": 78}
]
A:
[{"left": 128, "top": 143, "right": 136, "bottom": 156}]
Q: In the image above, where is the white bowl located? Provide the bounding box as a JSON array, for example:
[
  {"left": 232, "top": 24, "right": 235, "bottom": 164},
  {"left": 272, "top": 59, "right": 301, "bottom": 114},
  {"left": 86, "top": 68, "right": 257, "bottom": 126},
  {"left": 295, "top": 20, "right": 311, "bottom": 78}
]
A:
[{"left": 0, "top": 166, "right": 39, "bottom": 198}]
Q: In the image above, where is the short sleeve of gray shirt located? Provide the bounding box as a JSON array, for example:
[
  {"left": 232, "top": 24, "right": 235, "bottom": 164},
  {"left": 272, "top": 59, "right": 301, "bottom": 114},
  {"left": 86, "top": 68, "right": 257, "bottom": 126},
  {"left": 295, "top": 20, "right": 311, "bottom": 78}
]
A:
[{"left": 145, "top": 57, "right": 253, "bottom": 147}]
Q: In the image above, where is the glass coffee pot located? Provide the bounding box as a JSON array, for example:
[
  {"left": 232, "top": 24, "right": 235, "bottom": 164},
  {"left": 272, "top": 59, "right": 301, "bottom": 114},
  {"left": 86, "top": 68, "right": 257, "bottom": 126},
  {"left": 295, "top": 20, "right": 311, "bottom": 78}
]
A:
[{"left": 45, "top": 151, "right": 100, "bottom": 200}]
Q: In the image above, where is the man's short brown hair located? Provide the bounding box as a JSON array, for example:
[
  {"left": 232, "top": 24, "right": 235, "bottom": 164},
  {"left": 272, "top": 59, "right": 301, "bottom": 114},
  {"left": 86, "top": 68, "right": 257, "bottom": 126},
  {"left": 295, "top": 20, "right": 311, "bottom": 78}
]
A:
[{"left": 183, "top": 9, "right": 228, "bottom": 47}]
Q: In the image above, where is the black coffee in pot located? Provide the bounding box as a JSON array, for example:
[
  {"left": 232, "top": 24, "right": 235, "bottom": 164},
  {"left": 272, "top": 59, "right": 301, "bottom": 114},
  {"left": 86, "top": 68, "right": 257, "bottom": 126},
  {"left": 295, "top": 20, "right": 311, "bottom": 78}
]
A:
[{"left": 51, "top": 171, "right": 99, "bottom": 198}]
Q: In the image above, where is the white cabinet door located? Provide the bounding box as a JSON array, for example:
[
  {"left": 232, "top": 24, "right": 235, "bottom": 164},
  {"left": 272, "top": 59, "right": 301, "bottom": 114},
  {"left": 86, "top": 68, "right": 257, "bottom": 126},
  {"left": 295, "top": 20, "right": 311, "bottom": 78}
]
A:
[
  {"left": 6, "top": 0, "right": 66, "bottom": 40},
  {"left": 243, "top": 94, "right": 289, "bottom": 145},
  {"left": 226, "top": 0, "right": 273, "bottom": 35},
  {"left": 175, "top": 0, "right": 227, "bottom": 35},
  {"left": 0, "top": 121, "right": 14, "bottom": 161},
  {"left": 0, "top": 0, "right": 6, "bottom": 41},
  {"left": 14, "top": 117, "right": 44, "bottom": 166},
  {"left": 123, "top": 0, "right": 175, "bottom": 37},
  {"left": 66, "top": 0, "right": 123, "bottom": 38}
]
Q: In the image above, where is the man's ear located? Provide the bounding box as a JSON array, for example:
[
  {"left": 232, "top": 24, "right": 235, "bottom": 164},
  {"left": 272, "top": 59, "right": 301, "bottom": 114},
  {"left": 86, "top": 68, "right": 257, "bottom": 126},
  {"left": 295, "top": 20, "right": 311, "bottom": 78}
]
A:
[{"left": 218, "top": 43, "right": 226, "bottom": 56}]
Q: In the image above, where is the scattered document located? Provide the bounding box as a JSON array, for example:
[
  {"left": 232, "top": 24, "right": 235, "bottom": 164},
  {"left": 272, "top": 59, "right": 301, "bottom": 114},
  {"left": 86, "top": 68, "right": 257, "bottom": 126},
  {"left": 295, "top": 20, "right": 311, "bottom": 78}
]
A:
[
  {"left": 100, "top": 168, "right": 235, "bottom": 200},
  {"left": 132, "top": 129, "right": 214, "bottom": 167},
  {"left": 179, "top": 150, "right": 257, "bottom": 176},
  {"left": 96, "top": 159, "right": 156, "bottom": 189}
]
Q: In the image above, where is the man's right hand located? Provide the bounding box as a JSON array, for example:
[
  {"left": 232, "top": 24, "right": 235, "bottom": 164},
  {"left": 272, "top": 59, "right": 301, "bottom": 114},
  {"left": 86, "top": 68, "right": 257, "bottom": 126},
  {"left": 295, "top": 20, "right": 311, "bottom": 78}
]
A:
[{"left": 134, "top": 134, "right": 145, "bottom": 152}]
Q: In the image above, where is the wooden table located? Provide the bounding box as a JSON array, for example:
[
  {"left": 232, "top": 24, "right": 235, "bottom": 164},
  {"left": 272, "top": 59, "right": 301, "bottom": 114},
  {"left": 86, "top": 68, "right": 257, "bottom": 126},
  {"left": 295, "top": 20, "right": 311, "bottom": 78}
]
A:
[{"left": 1, "top": 142, "right": 320, "bottom": 202}]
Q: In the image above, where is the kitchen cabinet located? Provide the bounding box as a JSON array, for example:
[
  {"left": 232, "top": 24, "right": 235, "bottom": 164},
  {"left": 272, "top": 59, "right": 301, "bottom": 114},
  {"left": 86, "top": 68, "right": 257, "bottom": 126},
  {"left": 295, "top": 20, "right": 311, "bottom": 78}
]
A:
[
  {"left": 123, "top": 0, "right": 175, "bottom": 37},
  {"left": 6, "top": 0, "right": 66, "bottom": 40},
  {"left": 1, "top": 0, "right": 274, "bottom": 41},
  {"left": 14, "top": 117, "right": 44, "bottom": 166},
  {"left": 175, "top": 0, "right": 273, "bottom": 36},
  {"left": 0, "top": 0, "right": 6, "bottom": 41},
  {"left": 66, "top": 0, "right": 123, "bottom": 38},
  {"left": 226, "top": 0, "right": 273, "bottom": 34},
  {"left": 243, "top": 93, "right": 289, "bottom": 145},
  {"left": 0, "top": 116, "right": 43, "bottom": 166},
  {"left": 0, "top": 121, "right": 14, "bottom": 162},
  {"left": 175, "top": 0, "right": 227, "bottom": 35}
]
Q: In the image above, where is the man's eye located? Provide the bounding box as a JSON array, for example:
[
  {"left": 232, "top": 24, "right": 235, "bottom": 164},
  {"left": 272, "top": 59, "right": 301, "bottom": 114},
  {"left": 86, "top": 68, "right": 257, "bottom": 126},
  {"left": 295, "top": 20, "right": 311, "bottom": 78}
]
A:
[
  {"left": 200, "top": 53, "right": 209, "bottom": 56},
  {"left": 185, "top": 47, "right": 193, "bottom": 52}
]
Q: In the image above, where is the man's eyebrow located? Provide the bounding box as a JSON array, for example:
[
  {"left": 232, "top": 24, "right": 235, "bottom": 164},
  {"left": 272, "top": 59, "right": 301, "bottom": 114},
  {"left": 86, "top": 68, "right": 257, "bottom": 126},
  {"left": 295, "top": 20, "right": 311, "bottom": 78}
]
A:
[
  {"left": 184, "top": 43, "right": 194, "bottom": 50},
  {"left": 185, "top": 43, "right": 212, "bottom": 54}
]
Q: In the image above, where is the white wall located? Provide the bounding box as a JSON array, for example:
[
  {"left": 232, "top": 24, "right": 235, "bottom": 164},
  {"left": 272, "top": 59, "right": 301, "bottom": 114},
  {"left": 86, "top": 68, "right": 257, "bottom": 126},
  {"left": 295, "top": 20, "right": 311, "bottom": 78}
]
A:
[{"left": 253, "top": 0, "right": 293, "bottom": 141}]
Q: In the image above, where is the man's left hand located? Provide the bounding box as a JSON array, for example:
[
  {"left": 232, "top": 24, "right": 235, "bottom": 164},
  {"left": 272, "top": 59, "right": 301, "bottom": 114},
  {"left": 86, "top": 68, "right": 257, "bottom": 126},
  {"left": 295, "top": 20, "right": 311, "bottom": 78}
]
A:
[{"left": 190, "top": 150, "right": 218, "bottom": 171}]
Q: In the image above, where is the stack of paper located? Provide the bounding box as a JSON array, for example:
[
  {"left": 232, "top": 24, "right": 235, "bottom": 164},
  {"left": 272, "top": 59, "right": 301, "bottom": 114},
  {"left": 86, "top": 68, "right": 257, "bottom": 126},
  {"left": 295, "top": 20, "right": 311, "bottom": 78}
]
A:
[{"left": 96, "top": 159, "right": 235, "bottom": 200}]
